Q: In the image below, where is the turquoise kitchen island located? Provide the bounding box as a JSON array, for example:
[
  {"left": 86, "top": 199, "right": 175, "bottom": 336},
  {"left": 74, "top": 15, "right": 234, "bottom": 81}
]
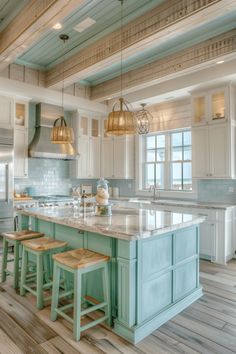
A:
[{"left": 18, "top": 205, "right": 205, "bottom": 343}]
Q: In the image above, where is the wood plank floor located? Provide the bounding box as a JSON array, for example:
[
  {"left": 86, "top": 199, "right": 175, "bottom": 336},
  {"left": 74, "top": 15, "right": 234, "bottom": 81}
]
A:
[{"left": 0, "top": 259, "right": 236, "bottom": 354}]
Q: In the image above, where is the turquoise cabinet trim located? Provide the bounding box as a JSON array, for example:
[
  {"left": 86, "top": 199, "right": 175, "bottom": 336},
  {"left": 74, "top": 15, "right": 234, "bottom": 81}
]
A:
[
  {"left": 37, "top": 220, "right": 55, "bottom": 238},
  {"left": 117, "top": 239, "right": 136, "bottom": 259},
  {"left": 142, "top": 234, "right": 172, "bottom": 277},
  {"left": 117, "top": 258, "right": 137, "bottom": 327},
  {"left": 174, "top": 259, "right": 198, "bottom": 301},
  {"left": 87, "top": 232, "right": 114, "bottom": 256},
  {"left": 54, "top": 224, "right": 84, "bottom": 249},
  {"left": 175, "top": 227, "right": 198, "bottom": 263}
]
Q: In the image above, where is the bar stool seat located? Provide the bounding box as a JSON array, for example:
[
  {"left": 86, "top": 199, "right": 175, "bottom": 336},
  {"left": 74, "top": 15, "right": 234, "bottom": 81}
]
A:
[
  {"left": 1, "top": 230, "right": 44, "bottom": 289},
  {"left": 51, "top": 248, "right": 111, "bottom": 341},
  {"left": 22, "top": 237, "right": 68, "bottom": 251},
  {"left": 53, "top": 248, "right": 110, "bottom": 269},
  {"left": 20, "top": 237, "right": 68, "bottom": 309}
]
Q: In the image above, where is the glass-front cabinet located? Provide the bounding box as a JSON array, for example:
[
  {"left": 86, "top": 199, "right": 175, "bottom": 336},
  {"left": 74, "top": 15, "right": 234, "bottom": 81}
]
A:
[
  {"left": 15, "top": 101, "right": 28, "bottom": 129},
  {"left": 192, "top": 87, "right": 227, "bottom": 125}
]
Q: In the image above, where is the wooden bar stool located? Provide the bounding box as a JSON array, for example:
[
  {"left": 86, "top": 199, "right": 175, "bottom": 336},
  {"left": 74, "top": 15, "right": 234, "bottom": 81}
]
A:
[
  {"left": 20, "top": 237, "right": 68, "bottom": 309},
  {"left": 1, "top": 230, "right": 44, "bottom": 289},
  {"left": 51, "top": 248, "right": 111, "bottom": 341}
]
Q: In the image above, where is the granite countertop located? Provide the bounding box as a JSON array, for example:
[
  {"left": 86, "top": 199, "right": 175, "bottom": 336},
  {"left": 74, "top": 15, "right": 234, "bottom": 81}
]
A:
[
  {"left": 123, "top": 198, "right": 235, "bottom": 210},
  {"left": 18, "top": 205, "right": 205, "bottom": 241}
]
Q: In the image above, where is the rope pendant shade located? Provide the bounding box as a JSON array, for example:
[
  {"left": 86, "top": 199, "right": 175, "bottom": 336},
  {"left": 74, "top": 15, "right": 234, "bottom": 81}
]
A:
[
  {"left": 51, "top": 117, "right": 74, "bottom": 144},
  {"left": 106, "top": 98, "right": 136, "bottom": 136}
]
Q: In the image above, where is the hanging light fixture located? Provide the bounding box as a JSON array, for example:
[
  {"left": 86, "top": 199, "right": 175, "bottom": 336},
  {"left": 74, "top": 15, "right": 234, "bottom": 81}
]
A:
[
  {"left": 135, "top": 103, "right": 153, "bottom": 135},
  {"left": 51, "top": 34, "right": 75, "bottom": 144},
  {"left": 106, "top": 0, "right": 136, "bottom": 136}
]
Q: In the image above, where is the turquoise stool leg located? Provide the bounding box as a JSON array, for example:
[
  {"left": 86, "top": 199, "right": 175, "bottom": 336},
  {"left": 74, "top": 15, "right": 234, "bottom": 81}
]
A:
[
  {"left": 1, "top": 238, "right": 8, "bottom": 282},
  {"left": 51, "top": 262, "right": 61, "bottom": 321},
  {"left": 20, "top": 247, "right": 28, "bottom": 296},
  {"left": 73, "top": 270, "right": 82, "bottom": 341},
  {"left": 36, "top": 252, "right": 44, "bottom": 309},
  {"left": 102, "top": 263, "right": 112, "bottom": 326},
  {"left": 13, "top": 241, "right": 20, "bottom": 289}
]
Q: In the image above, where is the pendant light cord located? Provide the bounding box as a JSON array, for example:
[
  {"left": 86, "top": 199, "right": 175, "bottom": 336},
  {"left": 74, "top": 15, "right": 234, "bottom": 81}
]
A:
[
  {"left": 62, "top": 39, "right": 65, "bottom": 110},
  {"left": 120, "top": 0, "right": 123, "bottom": 99}
]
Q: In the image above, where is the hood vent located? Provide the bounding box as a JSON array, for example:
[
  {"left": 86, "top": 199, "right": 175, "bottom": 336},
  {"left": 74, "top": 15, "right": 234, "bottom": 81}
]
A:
[{"left": 28, "top": 103, "right": 78, "bottom": 160}]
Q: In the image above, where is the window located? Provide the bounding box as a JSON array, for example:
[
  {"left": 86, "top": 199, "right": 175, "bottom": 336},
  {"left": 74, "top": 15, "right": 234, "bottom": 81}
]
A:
[{"left": 143, "top": 130, "right": 192, "bottom": 191}]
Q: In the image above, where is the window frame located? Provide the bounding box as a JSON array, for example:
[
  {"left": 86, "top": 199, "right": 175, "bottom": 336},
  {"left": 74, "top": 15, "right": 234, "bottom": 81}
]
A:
[{"left": 135, "top": 128, "right": 196, "bottom": 199}]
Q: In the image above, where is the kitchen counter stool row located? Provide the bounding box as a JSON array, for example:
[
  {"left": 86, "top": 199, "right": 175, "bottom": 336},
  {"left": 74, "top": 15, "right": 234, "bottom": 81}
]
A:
[{"left": 1, "top": 229, "right": 111, "bottom": 341}]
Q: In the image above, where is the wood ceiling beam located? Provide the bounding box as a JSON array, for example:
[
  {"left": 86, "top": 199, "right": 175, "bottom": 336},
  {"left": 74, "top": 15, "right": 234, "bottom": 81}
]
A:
[
  {"left": 45, "top": 0, "right": 236, "bottom": 88},
  {"left": 0, "top": 0, "right": 87, "bottom": 72},
  {"left": 90, "top": 29, "right": 236, "bottom": 101}
]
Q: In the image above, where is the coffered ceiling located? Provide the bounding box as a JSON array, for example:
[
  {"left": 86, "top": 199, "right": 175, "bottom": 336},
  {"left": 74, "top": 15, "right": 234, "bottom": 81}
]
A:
[{"left": 1, "top": 0, "right": 236, "bottom": 104}]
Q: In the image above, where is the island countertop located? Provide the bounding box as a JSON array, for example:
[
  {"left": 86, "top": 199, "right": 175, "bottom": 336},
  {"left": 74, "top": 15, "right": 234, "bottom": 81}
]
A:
[{"left": 18, "top": 205, "right": 205, "bottom": 241}]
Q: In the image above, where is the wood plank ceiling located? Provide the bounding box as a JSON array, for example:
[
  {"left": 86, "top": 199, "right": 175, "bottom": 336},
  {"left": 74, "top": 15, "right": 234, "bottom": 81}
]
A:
[{"left": 1, "top": 0, "right": 236, "bottom": 102}]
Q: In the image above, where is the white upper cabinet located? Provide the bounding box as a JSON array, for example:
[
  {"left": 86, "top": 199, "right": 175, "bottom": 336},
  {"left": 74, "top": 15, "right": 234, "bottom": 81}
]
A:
[
  {"left": 70, "top": 111, "right": 101, "bottom": 179},
  {"left": 192, "top": 86, "right": 228, "bottom": 126},
  {"left": 0, "top": 96, "right": 14, "bottom": 129},
  {"left": 14, "top": 100, "right": 29, "bottom": 178},
  {"left": 14, "top": 129, "right": 28, "bottom": 178},
  {"left": 191, "top": 85, "right": 236, "bottom": 179},
  {"left": 101, "top": 119, "right": 134, "bottom": 179},
  {"left": 192, "top": 123, "right": 230, "bottom": 178}
]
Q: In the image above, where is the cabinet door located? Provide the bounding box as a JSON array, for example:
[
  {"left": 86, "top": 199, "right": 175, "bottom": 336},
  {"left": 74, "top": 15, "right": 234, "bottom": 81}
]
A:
[
  {"left": 14, "top": 129, "right": 28, "bottom": 178},
  {"left": 191, "top": 94, "right": 207, "bottom": 126},
  {"left": 192, "top": 126, "right": 209, "bottom": 178},
  {"left": 89, "top": 138, "right": 100, "bottom": 178},
  {"left": 101, "top": 138, "right": 114, "bottom": 178},
  {"left": 199, "top": 221, "right": 216, "bottom": 261},
  {"left": 0, "top": 96, "right": 13, "bottom": 129},
  {"left": 77, "top": 136, "right": 90, "bottom": 178},
  {"left": 15, "top": 101, "right": 28, "bottom": 129},
  {"left": 209, "top": 88, "right": 227, "bottom": 124},
  {"left": 209, "top": 124, "right": 229, "bottom": 177},
  {"left": 113, "top": 137, "right": 126, "bottom": 178}
]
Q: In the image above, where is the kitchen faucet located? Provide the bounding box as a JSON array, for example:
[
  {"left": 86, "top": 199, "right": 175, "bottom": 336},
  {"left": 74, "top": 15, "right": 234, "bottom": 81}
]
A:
[{"left": 149, "top": 185, "right": 159, "bottom": 200}]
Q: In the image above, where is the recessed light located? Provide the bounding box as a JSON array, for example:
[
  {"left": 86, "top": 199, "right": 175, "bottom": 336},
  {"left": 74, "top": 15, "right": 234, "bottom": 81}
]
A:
[
  {"left": 74, "top": 17, "right": 96, "bottom": 33},
  {"left": 53, "top": 23, "right": 62, "bottom": 30},
  {"left": 216, "top": 60, "right": 225, "bottom": 64}
]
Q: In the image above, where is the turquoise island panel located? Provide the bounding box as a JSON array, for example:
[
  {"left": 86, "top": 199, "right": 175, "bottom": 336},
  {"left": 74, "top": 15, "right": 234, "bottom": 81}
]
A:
[{"left": 19, "top": 214, "right": 202, "bottom": 344}]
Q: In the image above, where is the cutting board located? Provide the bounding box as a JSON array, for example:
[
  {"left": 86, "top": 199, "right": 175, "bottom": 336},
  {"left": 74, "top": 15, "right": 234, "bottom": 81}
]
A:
[{"left": 14, "top": 197, "right": 33, "bottom": 201}]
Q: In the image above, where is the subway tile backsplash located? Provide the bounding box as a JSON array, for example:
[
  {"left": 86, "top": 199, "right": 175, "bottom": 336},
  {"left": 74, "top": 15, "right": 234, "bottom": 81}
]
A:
[
  {"left": 15, "top": 158, "right": 135, "bottom": 197},
  {"left": 197, "top": 179, "right": 236, "bottom": 204},
  {"left": 15, "top": 158, "right": 71, "bottom": 196}
]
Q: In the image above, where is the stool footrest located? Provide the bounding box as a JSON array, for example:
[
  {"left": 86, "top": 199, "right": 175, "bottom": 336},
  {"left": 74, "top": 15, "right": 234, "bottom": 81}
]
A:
[
  {"left": 55, "top": 309, "right": 73, "bottom": 324},
  {"left": 81, "top": 315, "right": 108, "bottom": 332},
  {"left": 81, "top": 302, "right": 107, "bottom": 316},
  {"left": 23, "top": 284, "right": 37, "bottom": 296},
  {"left": 58, "top": 290, "right": 74, "bottom": 299},
  {"left": 57, "top": 303, "right": 73, "bottom": 312}
]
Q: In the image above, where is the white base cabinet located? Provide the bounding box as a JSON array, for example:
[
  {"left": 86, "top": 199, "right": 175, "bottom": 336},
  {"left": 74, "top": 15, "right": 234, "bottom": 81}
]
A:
[
  {"left": 101, "top": 136, "right": 134, "bottom": 179},
  {"left": 140, "top": 202, "right": 235, "bottom": 264}
]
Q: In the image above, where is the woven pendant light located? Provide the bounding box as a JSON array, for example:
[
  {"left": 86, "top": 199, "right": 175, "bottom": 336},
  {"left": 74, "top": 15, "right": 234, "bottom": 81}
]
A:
[
  {"left": 106, "top": 98, "right": 136, "bottom": 136},
  {"left": 51, "top": 116, "right": 74, "bottom": 144},
  {"left": 51, "top": 34, "right": 75, "bottom": 145},
  {"left": 106, "top": 0, "right": 136, "bottom": 136}
]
